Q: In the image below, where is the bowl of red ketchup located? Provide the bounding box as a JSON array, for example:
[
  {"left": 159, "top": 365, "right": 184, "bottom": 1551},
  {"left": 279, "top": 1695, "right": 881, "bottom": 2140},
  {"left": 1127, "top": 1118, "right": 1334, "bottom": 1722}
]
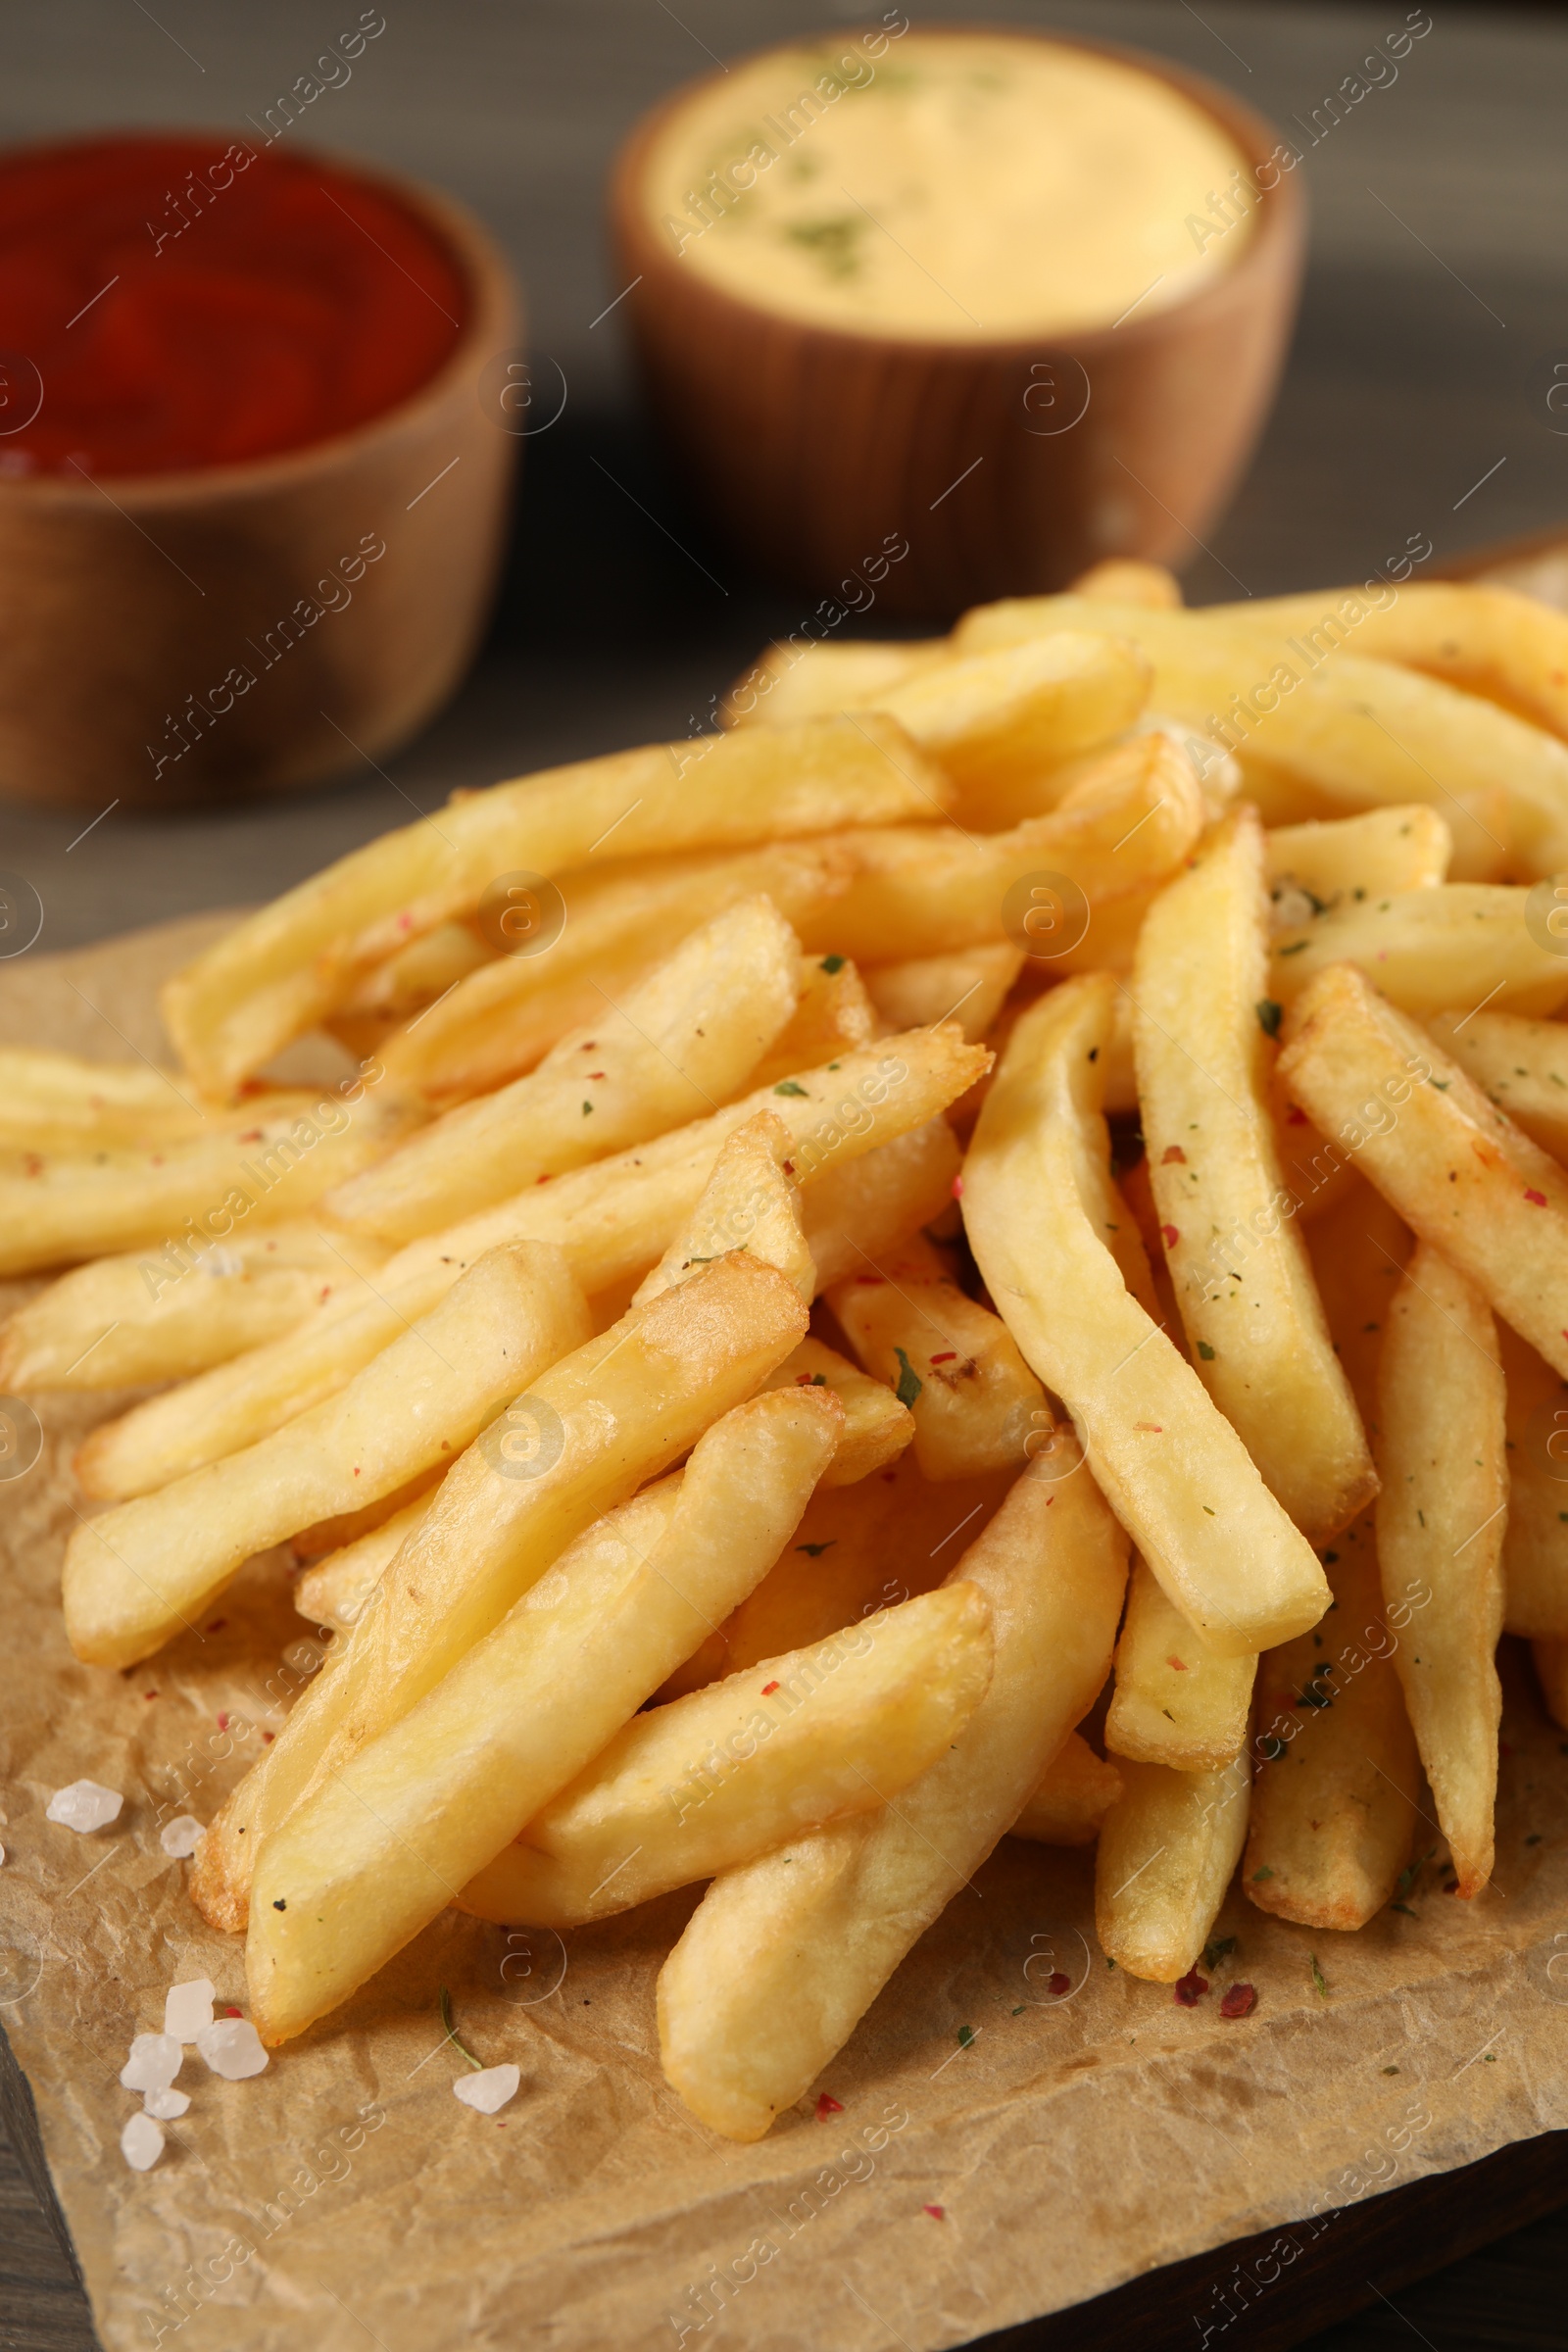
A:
[{"left": 0, "top": 132, "right": 519, "bottom": 808}]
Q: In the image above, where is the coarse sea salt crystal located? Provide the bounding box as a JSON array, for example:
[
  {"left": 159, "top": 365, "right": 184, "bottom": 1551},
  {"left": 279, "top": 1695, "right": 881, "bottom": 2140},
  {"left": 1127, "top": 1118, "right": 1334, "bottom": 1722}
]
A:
[
  {"left": 46, "top": 1780, "right": 122, "bottom": 1833},
  {"left": 120, "top": 2034, "right": 182, "bottom": 2092},
  {"left": 121, "top": 2112, "right": 165, "bottom": 2171},
  {"left": 159, "top": 1816, "right": 204, "bottom": 1860},
  {"left": 164, "top": 1978, "right": 216, "bottom": 2042},
  {"left": 197, "top": 2017, "right": 268, "bottom": 2080},
  {"left": 453, "top": 2064, "right": 519, "bottom": 2115},
  {"left": 143, "top": 2085, "right": 190, "bottom": 2121}
]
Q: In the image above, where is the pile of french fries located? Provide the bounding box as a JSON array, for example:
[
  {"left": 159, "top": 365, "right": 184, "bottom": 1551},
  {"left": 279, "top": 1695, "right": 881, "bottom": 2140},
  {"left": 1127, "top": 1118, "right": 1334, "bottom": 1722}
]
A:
[{"left": 11, "top": 558, "right": 1568, "bottom": 2143}]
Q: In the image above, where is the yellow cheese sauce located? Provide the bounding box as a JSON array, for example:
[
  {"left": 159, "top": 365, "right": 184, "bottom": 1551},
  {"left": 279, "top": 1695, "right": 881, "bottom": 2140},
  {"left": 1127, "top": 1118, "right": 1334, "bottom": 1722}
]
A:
[{"left": 641, "top": 30, "right": 1253, "bottom": 341}]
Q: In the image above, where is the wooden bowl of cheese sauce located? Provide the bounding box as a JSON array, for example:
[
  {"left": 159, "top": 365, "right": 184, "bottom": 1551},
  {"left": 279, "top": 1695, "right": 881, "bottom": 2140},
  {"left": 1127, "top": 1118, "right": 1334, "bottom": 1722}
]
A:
[{"left": 611, "top": 23, "right": 1303, "bottom": 614}]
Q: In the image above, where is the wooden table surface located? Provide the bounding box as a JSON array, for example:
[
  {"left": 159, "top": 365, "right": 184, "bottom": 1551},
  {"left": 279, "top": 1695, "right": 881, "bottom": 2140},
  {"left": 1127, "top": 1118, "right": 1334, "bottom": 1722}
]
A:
[{"left": 4, "top": 3, "right": 1568, "bottom": 2346}]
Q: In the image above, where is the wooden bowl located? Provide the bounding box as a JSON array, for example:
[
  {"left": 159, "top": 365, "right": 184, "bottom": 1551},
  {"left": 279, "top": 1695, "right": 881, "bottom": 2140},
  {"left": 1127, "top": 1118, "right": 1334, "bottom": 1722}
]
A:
[
  {"left": 611, "top": 28, "right": 1304, "bottom": 618},
  {"left": 0, "top": 143, "right": 520, "bottom": 812}
]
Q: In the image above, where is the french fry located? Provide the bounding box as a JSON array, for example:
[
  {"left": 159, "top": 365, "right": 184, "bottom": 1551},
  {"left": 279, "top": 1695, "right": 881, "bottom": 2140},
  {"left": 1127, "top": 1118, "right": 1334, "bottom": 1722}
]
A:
[
  {"left": 335, "top": 916, "right": 494, "bottom": 1025},
  {"left": 760, "top": 1338, "right": 913, "bottom": 1487},
  {"left": 801, "top": 1115, "right": 962, "bottom": 1291},
  {"left": 247, "top": 1386, "right": 843, "bottom": 2041},
  {"left": 1271, "top": 886, "right": 1568, "bottom": 1021},
  {"left": 723, "top": 639, "right": 946, "bottom": 728},
  {"left": 191, "top": 1249, "right": 810, "bottom": 1933},
  {"left": 633, "top": 1111, "right": 812, "bottom": 1308},
  {"left": 0, "top": 1085, "right": 418, "bottom": 1277},
  {"left": 0, "top": 1049, "right": 220, "bottom": 1152},
  {"left": 378, "top": 839, "right": 867, "bottom": 1103},
  {"left": 862, "top": 943, "right": 1023, "bottom": 1041},
  {"left": 293, "top": 1497, "right": 430, "bottom": 1634},
  {"left": 1301, "top": 1171, "right": 1412, "bottom": 1430},
  {"left": 289, "top": 1464, "right": 445, "bottom": 1560},
  {"left": 963, "top": 973, "right": 1331, "bottom": 1655},
  {"left": 1426, "top": 1007, "right": 1568, "bottom": 1162},
  {"left": 1068, "top": 559, "right": 1182, "bottom": 608},
  {"left": 62, "top": 1242, "right": 591, "bottom": 1668},
  {"left": 825, "top": 1232, "right": 1047, "bottom": 1480},
  {"left": 1244, "top": 1515, "right": 1421, "bottom": 1930},
  {"left": 1277, "top": 961, "right": 1568, "bottom": 1381},
  {"left": 1535, "top": 1638, "right": 1568, "bottom": 1732},
  {"left": 324, "top": 899, "right": 802, "bottom": 1245},
  {"left": 1266, "top": 807, "right": 1451, "bottom": 906},
  {"left": 1375, "top": 1242, "right": 1505, "bottom": 1896},
  {"left": 1104, "top": 1558, "right": 1255, "bottom": 1770},
  {"left": 162, "top": 715, "right": 952, "bottom": 1094},
  {"left": 658, "top": 1458, "right": 1129, "bottom": 2140},
  {"left": 750, "top": 953, "right": 877, "bottom": 1088},
  {"left": 1010, "top": 1731, "right": 1123, "bottom": 1845},
  {"left": 456, "top": 1582, "right": 994, "bottom": 1929},
  {"left": 1496, "top": 1321, "right": 1568, "bottom": 1640},
  {"left": 78, "top": 1028, "right": 983, "bottom": 1499},
  {"left": 0, "top": 1219, "right": 388, "bottom": 1392},
  {"left": 1094, "top": 1755, "right": 1250, "bottom": 1982},
  {"left": 1132, "top": 808, "right": 1376, "bottom": 1544}
]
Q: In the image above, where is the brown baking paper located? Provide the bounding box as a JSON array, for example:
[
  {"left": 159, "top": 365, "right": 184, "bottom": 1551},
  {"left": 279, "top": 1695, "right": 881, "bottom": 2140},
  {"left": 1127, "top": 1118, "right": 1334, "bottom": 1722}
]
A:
[{"left": 3, "top": 919, "right": 1568, "bottom": 2352}]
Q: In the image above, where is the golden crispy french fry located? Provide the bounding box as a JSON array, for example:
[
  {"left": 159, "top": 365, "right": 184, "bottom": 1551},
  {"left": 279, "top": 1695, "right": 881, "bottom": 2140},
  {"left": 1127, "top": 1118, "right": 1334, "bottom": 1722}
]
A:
[
  {"left": 723, "top": 638, "right": 946, "bottom": 728},
  {"left": 751, "top": 953, "right": 876, "bottom": 1088},
  {"left": 248, "top": 1386, "right": 843, "bottom": 2040},
  {"left": 1278, "top": 961, "right": 1568, "bottom": 1380},
  {"left": 658, "top": 1459, "right": 1129, "bottom": 2139},
  {"left": 80, "top": 1028, "right": 982, "bottom": 1499},
  {"left": 633, "top": 1111, "right": 812, "bottom": 1307},
  {"left": 826, "top": 1232, "right": 1047, "bottom": 1481},
  {"left": 1094, "top": 1755, "right": 1250, "bottom": 1982},
  {"left": 378, "top": 839, "right": 866, "bottom": 1103},
  {"left": 964, "top": 973, "right": 1331, "bottom": 1655},
  {"left": 1535, "top": 1638, "right": 1568, "bottom": 1731},
  {"left": 1010, "top": 1731, "right": 1123, "bottom": 1845},
  {"left": 1376, "top": 1242, "right": 1504, "bottom": 1896},
  {"left": 760, "top": 1337, "right": 912, "bottom": 1487},
  {"left": 1104, "top": 1557, "right": 1255, "bottom": 1770},
  {"left": 0, "top": 1085, "right": 417, "bottom": 1278},
  {"left": 457, "top": 1582, "right": 994, "bottom": 1929},
  {"left": 1244, "top": 1516, "right": 1421, "bottom": 1930},
  {"left": 1496, "top": 1321, "right": 1568, "bottom": 1639},
  {"left": 325, "top": 899, "right": 802, "bottom": 1245},
  {"left": 1069, "top": 559, "right": 1182, "bottom": 608},
  {"left": 293, "top": 1497, "right": 431, "bottom": 1634},
  {"left": 0, "top": 1219, "right": 388, "bottom": 1392},
  {"left": 62, "top": 1243, "right": 590, "bottom": 1668},
  {"left": 1133, "top": 808, "right": 1375, "bottom": 1543},
  {"left": 1426, "top": 1008, "right": 1568, "bottom": 1162},
  {"left": 163, "top": 716, "right": 951, "bottom": 1094},
  {"left": 1266, "top": 807, "right": 1450, "bottom": 906},
  {"left": 802, "top": 1115, "right": 962, "bottom": 1291},
  {"left": 1271, "top": 886, "right": 1568, "bottom": 1021},
  {"left": 192, "top": 1250, "right": 810, "bottom": 1933},
  {"left": 862, "top": 943, "right": 1023, "bottom": 1041},
  {"left": 793, "top": 733, "right": 1203, "bottom": 965}
]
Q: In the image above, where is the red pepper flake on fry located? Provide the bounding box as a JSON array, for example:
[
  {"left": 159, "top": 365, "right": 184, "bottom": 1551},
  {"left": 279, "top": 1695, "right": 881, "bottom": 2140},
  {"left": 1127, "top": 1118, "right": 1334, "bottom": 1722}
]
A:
[
  {"left": 1219, "top": 1983, "right": 1256, "bottom": 2019},
  {"left": 1160, "top": 1145, "right": 1187, "bottom": 1164},
  {"left": 216, "top": 1712, "right": 229, "bottom": 1731},
  {"left": 923, "top": 2204, "right": 946, "bottom": 2220},
  {"left": 1526, "top": 1188, "right": 1547, "bottom": 1206},
  {"left": 761, "top": 1681, "right": 779, "bottom": 1695},
  {"left": 952, "top": 1175, "right": 964, "bottom": 1199},
  {"left": 814, "top": 2093, "right": 844, "bottom": 2120},
  {"left": 1173, "top": 1968, "right": 1208, "bottom": 2007},
  {"left": 1160, "top": 1224, "right": 1180, "bottom": 1248},
  {"left": 1167, "top": 1656, "right": 1189, "bottom": 1673},
  {"left": 930, "top": 1351, "right": 957, "bottom": 1364}
]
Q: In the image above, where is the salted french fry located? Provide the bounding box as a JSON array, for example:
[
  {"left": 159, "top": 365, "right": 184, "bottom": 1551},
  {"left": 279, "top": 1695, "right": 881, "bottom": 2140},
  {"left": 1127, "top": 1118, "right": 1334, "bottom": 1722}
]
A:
[
  {"left": 1278, "top": 961, "right": 1568, "bottom": 1381},
  {"left": 723, "top": 638, "right": 947, "bottom": 728},
  {"left": 1535, "top": 1639, "right": 1568, "bottom": 1731},
  {"left": 192, "top": 1250, "right": 810, "bottom": 1933},
  {"left": 760, "top": 1338, "right": 912, "bottom": 1487},
  {"left": 162, "top": 715, "right": 952, "bottom": 1094},
  {"left": 825, "top": 1231, "right": 1047, "bottom": 1481},
  {"left": 378, "top": 838, "right": 867, "bottom": 1103},
  {"left": 80, "top": 1028, "right": 983, "bottom": 1499},
  {"left": 1426, "top": 1008, "right": 1568, "bottom": 1163},
  {"left": 1497, "top": 1321, "right": 1568, "bottom": 1640},
  {"left": 247, "top": 1386, "right": 843, "bottom": 2040},
  {"left": 0, "top": 1219, "right": 388, "bottom": 1392},
  {"left": 62, "top": 1243, "right": 591, "bottom": 1668},
  {"left": 750, "top": 954, "right": 876, "bottom": 1087},
  {"left": 1104, "top": 1558, "right": 1255, "bottom": 1771},
  {"left": 1132, "top": 808, "right": 1375, "bottom": 1544},
  {"left": 1244, "top": 1516, "right": 1421, "bottom": 1930},
  {"left": 633, "top": 1111, "right": 811, "bottom": 1307},
  {"left": 1010, "top": 1731, "right": 1123, "bottom": 1845},
  {"left": 1266, "top": 807, "right": 1450, "bottom": 906},
  {"left": 658, "top": 1459, "right": 1129, "bottom": 2140},
  {"left": 0, "top": 1085, "right": 418, "bottom": 1277},
  {"left": 1271, "top": 886, "right": 1568, "bottom": 1021},
  {"left": 963, "top": 973, "right": 1331, "bottom": 1655},
  {"left": 294, "top": 1497, "right": 430, "bottom": 1634},
  {"left": 325, "top": 899, "right": 802, "bottom": 1244},
  {"left": 456, "top": 1582, "right": 994, "bottom": 1929},
  {"left": 1375, "top": 1242, "right": 1505, "bottom": 1896},
  {"left": 862, "top": 943, "right": 1023, "bottom": 1041},
  {"left": 1069, "top": 559, "right": 1182, "bottom": 608},
  {"left": 1094, "top": 1755, "right": 1250, "bottom": 1982}
]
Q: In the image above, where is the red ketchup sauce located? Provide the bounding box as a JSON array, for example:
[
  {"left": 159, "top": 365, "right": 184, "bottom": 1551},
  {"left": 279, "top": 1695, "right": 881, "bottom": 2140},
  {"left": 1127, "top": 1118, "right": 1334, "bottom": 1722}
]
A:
[{"left": 0, "top": 134, "right": 467, "bottom": 478}]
